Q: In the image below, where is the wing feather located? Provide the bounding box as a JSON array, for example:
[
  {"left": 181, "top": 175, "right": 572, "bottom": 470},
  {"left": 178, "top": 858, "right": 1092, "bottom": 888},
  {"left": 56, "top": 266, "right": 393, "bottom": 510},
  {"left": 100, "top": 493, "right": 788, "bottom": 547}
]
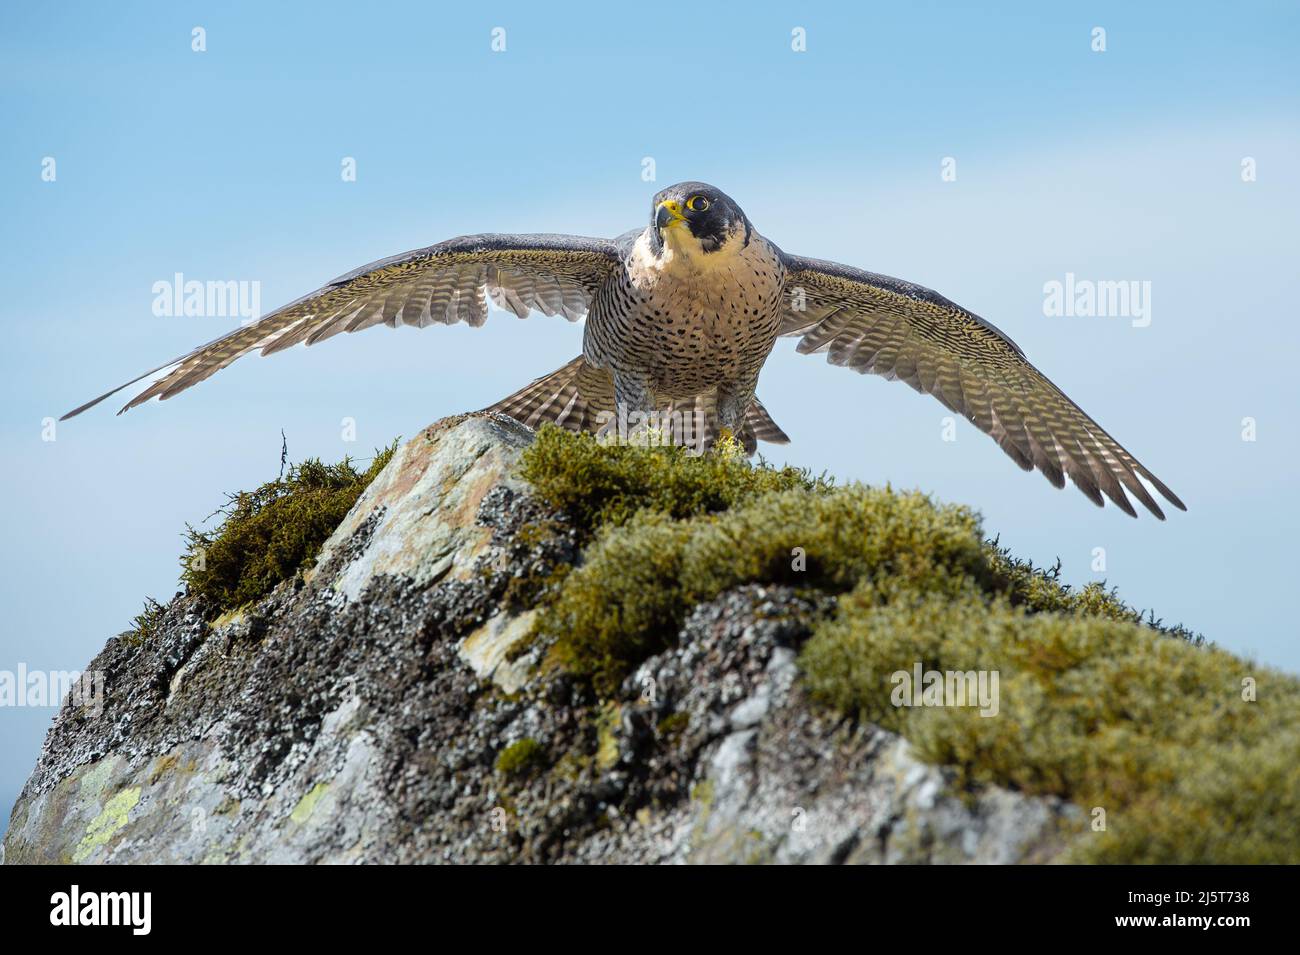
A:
[
  {"left": 63, "top": 234, "right": 621, "bottom": 419},
  {"left": 780, "top": 252, "right": 1184, "bottom": 518}
]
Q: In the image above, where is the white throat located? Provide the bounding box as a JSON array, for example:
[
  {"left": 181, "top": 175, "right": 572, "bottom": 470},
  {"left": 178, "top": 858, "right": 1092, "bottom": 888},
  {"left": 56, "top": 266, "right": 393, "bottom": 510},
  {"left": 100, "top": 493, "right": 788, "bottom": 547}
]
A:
[{"left": 630, "top": 225, "right": 742, "bottom": 281}]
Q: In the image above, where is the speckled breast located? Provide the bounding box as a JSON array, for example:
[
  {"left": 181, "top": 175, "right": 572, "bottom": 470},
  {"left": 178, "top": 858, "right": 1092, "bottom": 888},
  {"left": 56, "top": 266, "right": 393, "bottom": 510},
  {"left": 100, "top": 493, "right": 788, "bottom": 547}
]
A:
[{"left": 586, "top": 235, "right": 786, "bottom": 400}]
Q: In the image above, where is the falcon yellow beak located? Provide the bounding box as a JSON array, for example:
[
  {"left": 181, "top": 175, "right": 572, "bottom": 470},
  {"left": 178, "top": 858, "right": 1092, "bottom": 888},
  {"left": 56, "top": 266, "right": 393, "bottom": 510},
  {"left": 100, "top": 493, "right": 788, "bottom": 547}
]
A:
[{"left": 656, "top": 199, "right": 686, "bottom": 230}]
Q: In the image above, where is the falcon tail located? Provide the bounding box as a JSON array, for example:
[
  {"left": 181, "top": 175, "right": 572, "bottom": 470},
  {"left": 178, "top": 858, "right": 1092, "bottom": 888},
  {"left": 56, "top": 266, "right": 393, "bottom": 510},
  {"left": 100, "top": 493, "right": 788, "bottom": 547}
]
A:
[{"left": 485, "top": 356, "right": 789, "bottom": 455}]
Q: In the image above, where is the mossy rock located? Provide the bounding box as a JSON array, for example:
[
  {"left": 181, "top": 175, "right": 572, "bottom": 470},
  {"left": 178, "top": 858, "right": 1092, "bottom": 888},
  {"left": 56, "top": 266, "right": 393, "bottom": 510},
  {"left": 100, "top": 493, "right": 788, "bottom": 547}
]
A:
[
  {"left": 800, "top": 581, "right": 1298, "bottom": 863},
  {"left": 517, "top": 427, "right": 1292, "bottom": 864},
  {"left": 121, "top": 422, "right": 1285, "bottom": 863},
  {"left": 179, "top": 443, "right": 396, "bottom": 615}
]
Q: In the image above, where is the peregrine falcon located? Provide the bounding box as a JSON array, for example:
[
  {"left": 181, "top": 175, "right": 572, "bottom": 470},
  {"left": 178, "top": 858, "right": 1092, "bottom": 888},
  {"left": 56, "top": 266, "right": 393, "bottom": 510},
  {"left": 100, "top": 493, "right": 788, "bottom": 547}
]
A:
[{"left": 63, "top": 181, "right": 1185, "bottom": 519}]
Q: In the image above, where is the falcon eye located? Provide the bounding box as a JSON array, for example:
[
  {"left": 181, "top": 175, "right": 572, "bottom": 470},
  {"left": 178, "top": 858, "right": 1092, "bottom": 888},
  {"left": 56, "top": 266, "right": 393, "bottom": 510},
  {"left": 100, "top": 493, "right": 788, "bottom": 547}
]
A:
[{"left": 686, "top": 195, "right": 710, "bottom": 213}]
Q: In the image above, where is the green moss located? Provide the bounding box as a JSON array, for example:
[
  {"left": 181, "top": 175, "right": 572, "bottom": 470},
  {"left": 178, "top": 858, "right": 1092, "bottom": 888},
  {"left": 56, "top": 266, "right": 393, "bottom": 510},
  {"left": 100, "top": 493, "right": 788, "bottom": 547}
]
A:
[
  {"left": 541, "top": 485, "right": 984, "bottom": 697},
  {"left": 532, "top": 428, "right": 1199, "bottom": 697},
  {"left": 519, "top": 424, "right": 826, "bottom": 536},
  {"left": 180, "top": 442, "right": 396, "bottom": 614},
  {"left": 681, "top": 486, "right": 985, "bottom": 600},
  {"left": 799, "top": 581, "right": 1299, "bottom": 863},
  {"left": 495, "top": 738, "right": 547, "bottom": 779},
  {"left": 542, "top": 513, "right": 694, "bottom": 696},
  {"left": 518, "top": 428, "right": 1279, "bottom": 863}
]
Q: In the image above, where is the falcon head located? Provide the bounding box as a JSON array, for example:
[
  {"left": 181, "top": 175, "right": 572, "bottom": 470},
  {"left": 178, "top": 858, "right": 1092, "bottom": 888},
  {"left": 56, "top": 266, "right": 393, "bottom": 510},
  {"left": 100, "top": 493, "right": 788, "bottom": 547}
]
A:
[{"left": 650, "top": 181, "right": 752, "bottom": 258}]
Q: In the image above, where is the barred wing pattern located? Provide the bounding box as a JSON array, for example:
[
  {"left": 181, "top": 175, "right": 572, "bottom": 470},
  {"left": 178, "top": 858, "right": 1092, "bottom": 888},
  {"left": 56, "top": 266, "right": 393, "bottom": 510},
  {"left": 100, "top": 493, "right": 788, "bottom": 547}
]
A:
[
  {"left": 62, "top": 234, "right": 622, "bottom": 419},
  {"left": 780, "top": 254, "right": 1185, "bottom": 518}
]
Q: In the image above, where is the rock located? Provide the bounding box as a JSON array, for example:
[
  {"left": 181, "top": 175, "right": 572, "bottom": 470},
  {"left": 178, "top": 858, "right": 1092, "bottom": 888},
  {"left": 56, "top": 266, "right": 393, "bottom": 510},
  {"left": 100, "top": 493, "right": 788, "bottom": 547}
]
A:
[{"left": 2, "top": 413, "right": 1078, "bottom": 864}]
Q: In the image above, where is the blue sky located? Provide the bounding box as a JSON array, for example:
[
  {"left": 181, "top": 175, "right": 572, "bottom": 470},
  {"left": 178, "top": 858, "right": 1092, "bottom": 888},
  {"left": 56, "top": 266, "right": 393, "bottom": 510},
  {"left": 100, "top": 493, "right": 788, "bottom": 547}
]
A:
[{"left": 2, "top": 1, "right": 1297, "bottom": 833}]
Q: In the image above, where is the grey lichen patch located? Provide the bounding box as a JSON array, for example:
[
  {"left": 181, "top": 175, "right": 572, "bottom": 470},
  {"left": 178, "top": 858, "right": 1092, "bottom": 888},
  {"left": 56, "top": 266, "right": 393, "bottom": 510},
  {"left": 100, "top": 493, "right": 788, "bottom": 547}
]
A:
[{"left": 75, "top": 756, "right": 122, "bottom": 800}]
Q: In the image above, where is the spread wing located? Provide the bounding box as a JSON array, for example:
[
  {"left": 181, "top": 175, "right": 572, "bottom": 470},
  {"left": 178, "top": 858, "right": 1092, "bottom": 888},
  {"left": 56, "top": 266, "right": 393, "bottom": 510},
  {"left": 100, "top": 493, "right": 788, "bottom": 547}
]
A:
[
  {"left": 62, "top": 233, "right": 622, "bottom": 419},
  {"left": 780, "top": 253, "right": 1185, "bottom": 519}
]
